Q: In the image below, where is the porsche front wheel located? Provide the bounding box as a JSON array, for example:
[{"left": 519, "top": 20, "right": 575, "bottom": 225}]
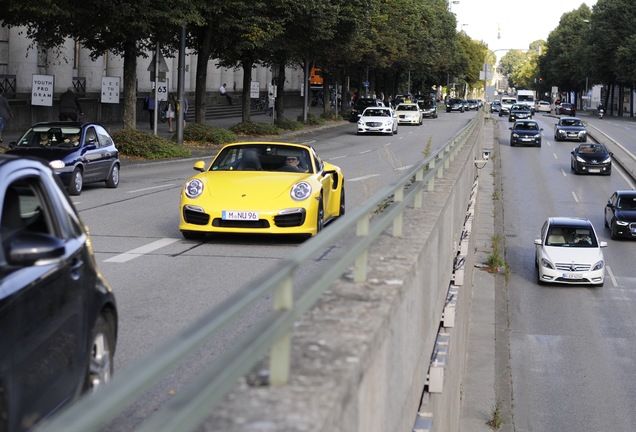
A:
[
  {"left": 315, "top": 195, "right": 324, "bottom": 235},
  {"left": 338, "top": 189, "right": 346, "bottom": 217}
]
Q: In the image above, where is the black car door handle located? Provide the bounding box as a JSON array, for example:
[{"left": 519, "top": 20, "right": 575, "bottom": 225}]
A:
[{"left": 70, "top": 258, "right": 84, "bottom": 280}]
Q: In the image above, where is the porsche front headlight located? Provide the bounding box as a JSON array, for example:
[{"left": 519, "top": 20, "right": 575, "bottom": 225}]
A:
[
  {"left": 184, "top": 179, "right": 204, "bottom": 198},
  {"left": 291, "top": 181, "right": 312, "bottom": 201}
]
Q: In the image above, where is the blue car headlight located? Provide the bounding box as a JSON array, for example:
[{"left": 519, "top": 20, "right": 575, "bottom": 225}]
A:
[
  {"left": 49, "top": 160, "right": 66, "bottom": 170},
  {"left": 184, "top": 179, "right": 204, "bottom": 198},
  {"left": 576, "top": 156, "right": 586, "bottom": 163},
  {"left": 602, "top": 156, "right": 611, "bottom": 164},
  {"left": 291, "top": 181, "right": 312, "bottom": 201},
  {"left": 512, "top": 133, "right": 519, "bottom": 138}
]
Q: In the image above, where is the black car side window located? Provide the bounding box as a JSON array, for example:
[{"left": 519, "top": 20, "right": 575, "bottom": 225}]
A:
[
  {"left": 85, "top": 127, "right": 98, "bottom": 146},
  {"left": 96, "top": 125, "right": 114, "bottom": 148},
  {"left": 1, "top": 178, "right": 57, "bottom": 267}
]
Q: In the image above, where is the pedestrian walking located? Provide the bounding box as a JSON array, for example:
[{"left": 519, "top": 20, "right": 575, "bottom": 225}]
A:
[
  {"left": 0, "top": 89, "right": 14, "bottom": 143},
  {"left": 166, "top": 93, "right": 176, "bottom": 132},
  {"left": 219, "top": 83, "right": 232, "bottom": 105},
  {"left": 145, "top": 91, "right": 156, "bottom": 129},
  {"left": 59, "top": 87, "right": 83, "bottom": 121}
]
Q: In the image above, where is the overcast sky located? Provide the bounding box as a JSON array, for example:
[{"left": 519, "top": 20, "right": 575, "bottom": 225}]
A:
[{"left": 452, "top": 0, "right": 597, "bottom": 59}]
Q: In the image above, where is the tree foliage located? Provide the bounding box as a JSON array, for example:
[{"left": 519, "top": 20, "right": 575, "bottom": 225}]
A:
[{"left": 0, "top": 0, "right": 490, "bottom": 125}]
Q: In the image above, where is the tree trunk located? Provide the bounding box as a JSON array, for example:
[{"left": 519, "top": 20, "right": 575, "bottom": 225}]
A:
[
  {"left": 194, "top": 25, "right": 213, "bottom": 124},
  {"left": 241, "top": 58, "right": 253, "bottom": 123},
  {"left": 276, "top": 62, "right": 286, "bottom": 120},
  {"left": 122, "top": 41, "right": 138, "bottom": 130}
]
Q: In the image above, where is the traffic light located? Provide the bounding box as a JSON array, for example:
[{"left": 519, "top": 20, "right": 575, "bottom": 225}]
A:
[{"left": 539, "top": 77, "right": 543, "bottom": 84}]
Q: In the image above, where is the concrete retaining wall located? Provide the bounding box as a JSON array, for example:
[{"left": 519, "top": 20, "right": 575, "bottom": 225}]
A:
[{"left": 198, "top": 118, "right": 486, "bottom": 432}]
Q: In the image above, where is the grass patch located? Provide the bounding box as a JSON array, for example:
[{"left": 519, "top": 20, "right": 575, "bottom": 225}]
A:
[
  {"left": 183, "top": 123, "right": 236, "bottom": 145},
  {"left": 111, "top": 128, "right": 191, "bottom": 159},
  {"left": 275, "top": 116, "right": 303, "bottom": 131},
  {"left": 485, "top": 234, "right": 505, "bottom": 273},
  {"left": 486, "top": 400, "right": 503, "bottom": 430}
]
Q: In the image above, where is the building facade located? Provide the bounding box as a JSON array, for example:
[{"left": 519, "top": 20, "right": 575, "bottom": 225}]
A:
[{"left": 0, "top": 25, "right": 305, "bottom": 132}]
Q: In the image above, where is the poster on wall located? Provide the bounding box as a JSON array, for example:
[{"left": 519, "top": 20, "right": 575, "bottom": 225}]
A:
[
  {"left": 31, "top": 74, "right": 54, "bottom": 107},
  {"left": 101, "top": 77, "right": 121, "bottom": 103}
]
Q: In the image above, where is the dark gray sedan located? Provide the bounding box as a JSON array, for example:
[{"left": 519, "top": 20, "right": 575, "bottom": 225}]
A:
[{"left": 554, "top": 117, "right": 587, "bottom": 142}]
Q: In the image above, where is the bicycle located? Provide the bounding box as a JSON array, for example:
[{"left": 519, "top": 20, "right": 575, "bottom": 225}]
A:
[{"left": 251, "top": 97, "right": 268, "bottom": 112}]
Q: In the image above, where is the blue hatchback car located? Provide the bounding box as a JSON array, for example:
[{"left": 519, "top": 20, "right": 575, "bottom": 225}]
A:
[{"left": 7, "top": 122, "right": 120, "bottom": 196}]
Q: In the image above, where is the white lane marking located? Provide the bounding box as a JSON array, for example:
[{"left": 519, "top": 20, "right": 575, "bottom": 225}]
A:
[
  {"left": 553, "top": 153, "right": 558, "bottom": 160},
  {"left": 606, "top": 265, "right": 618, "bottom": 287},
  {"left": 348, "top": 174, "right": 381, "bottom": 182},
  {"left": 396, "top": 165, "right": 414, "bottom": 171},
  {"left": 127, "top": 184, "right": 175, "bottom": 194},
  {"left": 571, "top": 191, "right": 579, "bottom": 202},
  {"left": 104, "top": 238, "right": 180, "bottom": 263},
  {"left": 358, "top": 149, "right": 374, "bottom": 155},
  {"left": 561, "top": 168, "right": 567, "bottom": 177},
  {"left": 617, "top": 166, "right": 636, "bottom": 189},
  {"left": 329, "top": 155, "right": 347, "bottom": 160}
]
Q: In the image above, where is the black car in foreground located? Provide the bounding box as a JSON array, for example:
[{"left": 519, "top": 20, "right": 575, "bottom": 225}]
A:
[
  {"left": 7, "top": 122, "right": 120, "bottom": 196},
  {"left": 570, "top": 143, "right": 612, "bottom": 175},
  {"left": 509, "top": 120, "right": 543, "bottom": 147},
  {"left": 605, "top": 190, "right": 636, "bottom": 239},
  {"left": 0, "top": 154, "right": 118, "bottom": 432}
]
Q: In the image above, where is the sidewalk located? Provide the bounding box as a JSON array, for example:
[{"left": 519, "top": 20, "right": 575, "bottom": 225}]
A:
[{"left": 1, "top": 106, "right": 317, "bottom": 145}]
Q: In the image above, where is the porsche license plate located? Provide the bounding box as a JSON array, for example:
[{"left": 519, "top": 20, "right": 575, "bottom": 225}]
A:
[
  {"left": 222, "top": 211, "right": 259, "bottom": 221},
  {"left": 562, "top": 273, "right": 583, "bottom": 280}
]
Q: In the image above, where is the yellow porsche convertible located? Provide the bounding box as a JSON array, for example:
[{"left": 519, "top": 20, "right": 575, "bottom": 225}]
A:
[{"left": 179, "top": 142, "right": 345, "bottom": 239}]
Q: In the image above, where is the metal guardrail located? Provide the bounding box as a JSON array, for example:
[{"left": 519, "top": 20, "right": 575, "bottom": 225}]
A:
[{"left": 39, "top": 113, "right": 481, "bottom": 432}]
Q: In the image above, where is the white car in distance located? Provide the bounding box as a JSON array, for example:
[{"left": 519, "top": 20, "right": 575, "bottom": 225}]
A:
[
  {"left": 535, "top": 217, "right": 607, "bottom": 287},
  {"left": 357, "top": 106, "right": 398, "bottom": 135}
]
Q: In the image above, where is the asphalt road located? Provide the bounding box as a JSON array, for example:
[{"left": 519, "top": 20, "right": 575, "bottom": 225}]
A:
[
  {"left": 497, "top": 111, "right": 636, "bottom": 431},
  {"left": 69, "top": 108, "right": 481, "bottom": 430}
]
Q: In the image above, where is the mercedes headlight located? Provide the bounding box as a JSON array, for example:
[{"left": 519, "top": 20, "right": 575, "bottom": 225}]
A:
[
  {"left": 184, "top": 179, "right": 204, "bottom": 198},
  {"left": 291, "top": 181, "right": 312, "bottom": 201},
  {"left": 592, "top": 260, "right": 604, "bottom": 271},
  {"left": 540, "top": 258, "right": 554, "bottom": 270}
]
